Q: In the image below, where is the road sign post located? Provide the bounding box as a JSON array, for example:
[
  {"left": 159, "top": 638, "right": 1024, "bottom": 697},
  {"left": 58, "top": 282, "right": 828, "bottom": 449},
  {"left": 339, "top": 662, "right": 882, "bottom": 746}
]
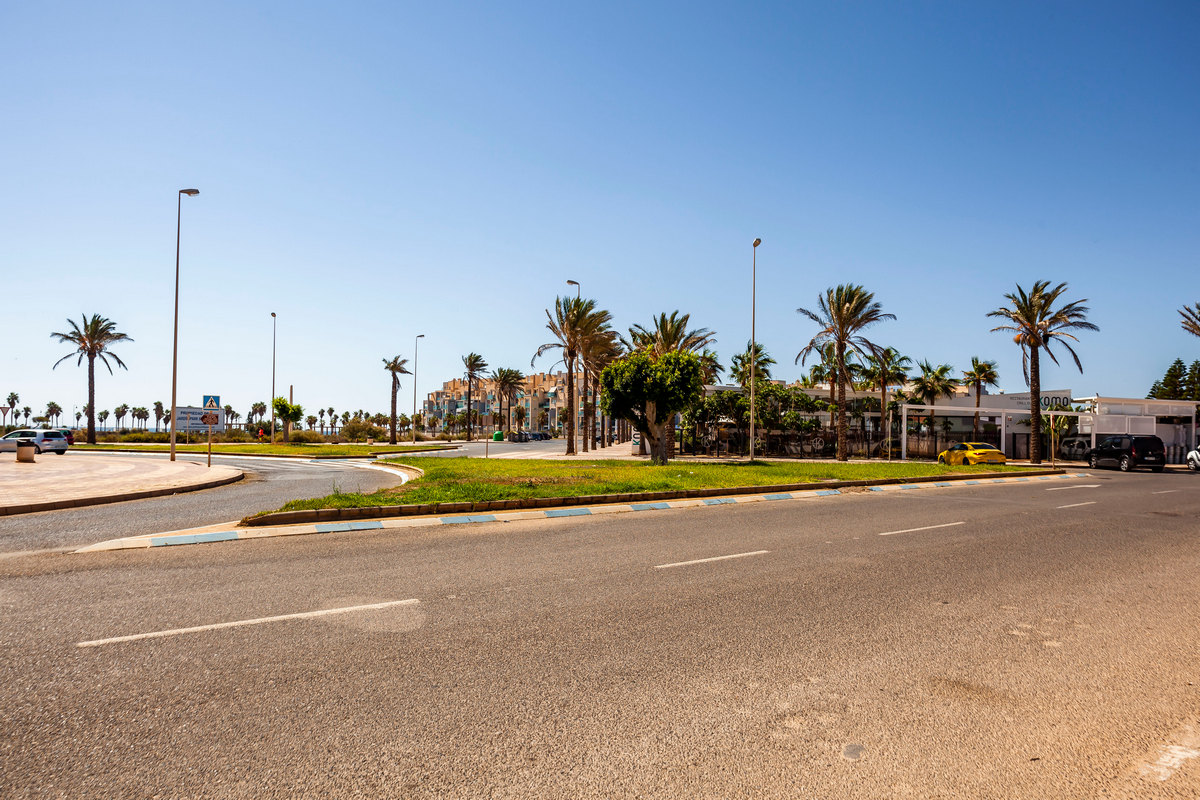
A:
[{"left": 201, "top": 399, "right": 219, "bottom": 468}]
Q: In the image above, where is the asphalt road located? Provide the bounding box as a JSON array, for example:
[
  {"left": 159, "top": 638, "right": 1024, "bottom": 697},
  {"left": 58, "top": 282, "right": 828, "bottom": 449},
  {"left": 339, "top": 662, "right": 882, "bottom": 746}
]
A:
[
  {"left": 0, "top": 453, "right": 404, "bottom": 554},
  {"left": 2, "top": 470, "right": 1198, "bottom": 798}
]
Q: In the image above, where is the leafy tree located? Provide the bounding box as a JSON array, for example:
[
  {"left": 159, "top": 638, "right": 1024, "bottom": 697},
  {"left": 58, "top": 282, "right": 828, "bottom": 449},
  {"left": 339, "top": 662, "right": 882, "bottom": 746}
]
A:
[
  {"left": 1149, "top": 358, "right": 1188, "bottom": 399},
  {"left": 383, "top": 354, "right": 412, "bottom": 444},
  {"left": 796, "top": 285, "right": 895, "bottom": 461},
  {"left": 50, "top": 314, "right": 132, "bottom": 444},
  {"left": 910, "top": 360, "right": 958, "bottom": 448},
  {"left": 989, "top": 281, "right": 1098, "bottom": 464},
  {"left": 961, "top": 357, "right": 1000, "bottom": 439},
  {"left": 1180, "top": 303, "right": 1200, "bottom": 338},
  {"left": 862, "top": 347, "right": 912, "bottom": 454},
  {"left": 1187, "top": 361, "right": 1200, "bottom": 401},
  {"left": 461, "top": 353, "right": 489, "bottom": 441},
  {"left": 601, "top": 350, "right": 703, "bottom": 465},
  {"left": 272, "top": 397, "right": 304, "bottom": 443},
  {"left": 306, "top": 415, "right": 318, "bottom": 431}
]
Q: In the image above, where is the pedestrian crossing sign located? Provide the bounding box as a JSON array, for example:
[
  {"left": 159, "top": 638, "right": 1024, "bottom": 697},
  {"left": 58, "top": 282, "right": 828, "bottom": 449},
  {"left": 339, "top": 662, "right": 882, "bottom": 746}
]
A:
[{"left": 203, "top": 395, "right": 220, "bottom": 410}]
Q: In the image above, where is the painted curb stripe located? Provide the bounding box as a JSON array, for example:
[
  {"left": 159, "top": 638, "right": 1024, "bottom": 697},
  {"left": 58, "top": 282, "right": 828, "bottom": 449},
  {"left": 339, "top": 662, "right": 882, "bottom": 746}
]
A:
[
  {"left": 440, "top": 514, "right": 497, "bottom": 524},
  {"left": 315, "top": 521, "right": 384, "bottom": 532},
  {"left": 150, "top": 531, "right": 239, "bottom": 547},
  {"left": 815, "top": 490, "right": 841, "bottom": 496},
  {"left": 631, "top": 502, "right": 670, "bottom": 511},
  {"left": 545, "top": 508, "right": 591, "bottom": 517},
  {"left": 899, "top": 484, "right": 921, "bottom": 490},
  {"left": 764, "top": 493, "right": 793, "bottom": 500},
  {"left": 704, "top": 498, "right": 737, "bottom": 505}
]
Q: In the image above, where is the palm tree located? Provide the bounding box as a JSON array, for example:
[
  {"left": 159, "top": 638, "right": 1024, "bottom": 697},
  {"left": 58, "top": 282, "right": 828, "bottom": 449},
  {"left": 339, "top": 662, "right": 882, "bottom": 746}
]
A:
[
  {"left": 97, "top": 409, "right": 109, "bottom": 429},
  {"left": 626, "top": 311, "right": 715, "bottom": 356},
  {"left": 45, "top": 402, "right": 62, "bottom": 426},
  {"left": 153, "top": 401, "right": 164, "bottom": 432},
  {"left": 50, "top": 314, "right": 132, "bottom": 445},
  {"left": 581, "top": 327, "right": 621, "bottom": 450},
  {"left": 22, "top": 407, "right": 31, "bottom": 425},
  {"left": 1181, "top": 303, "right": 1200, "bottom": 338},
  {"left": 492, "top": 368, "right": 525, "bottom": 433},
  {"left": 796, "top": 285, "right": 895, "bottom": 461},
  {"left": 534, "top": 296, "right": 610, "bottom": 455},
  {"left": 961, "top": 357, "right": 1000, "bottom": 439},
  {"left": 3, "top": 392, "right": 17, "bottom": 429},
  {"left": 988, "top": 281, "right": 1098, "bottom": 464},
  {"left": 114, "top": 403, "right": 129, "bottom": 430},
  {"left": 461, "top": 353, "right": 489, "bottom": 441},
  {"left": 697, "top": 348, "right": 724, "bottom": 384},
  {"left": 910, "top": 360, "right": 958, "bottom": 456},
  {"left": 382, "top": 354, "right": 412, "bottom": 444},
  {"left": 731, "top": 342, "right": 776, "bottom": 386},
  {"left": 74, "top": 411, "right": 82, "bottom": 427},
  {"left": 863, "top": 347, "right": 912, "bottom": 456},
  {"left": 327, "top": 408, "right": 336, "bottom": 434}
]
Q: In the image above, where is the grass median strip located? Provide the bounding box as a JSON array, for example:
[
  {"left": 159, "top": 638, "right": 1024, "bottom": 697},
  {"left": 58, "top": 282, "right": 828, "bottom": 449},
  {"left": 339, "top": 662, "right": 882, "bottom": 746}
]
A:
[
  {"left": 268, "top": 457, "right": 1029, "bottom": 513},
  {"left": 75, "top": 443, "right": 451, "bottom": 457}
]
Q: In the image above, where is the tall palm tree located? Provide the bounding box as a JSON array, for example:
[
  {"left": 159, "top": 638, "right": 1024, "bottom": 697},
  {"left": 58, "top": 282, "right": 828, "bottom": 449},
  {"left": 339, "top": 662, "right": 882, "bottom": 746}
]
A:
[
  {"left": 534, "top": 296, "right": 610, "bottom": 455},
  {"left": 327, "top": 407, "right": 336, "bottom": 434},
  {"left": 461, "top": 353, "right": 489, "bottom": 441},
  {"left": 961, "top": 357, "right": 1000, "bottom": 439},
  {"left": 626, "top": 311, "right": 715, "bottom": 356},
  {"left": 383, "top": 354, "right": 412, "bottom": 444},
  {"left": 795, "top": 285, "right": 895, "bottom": 461},
  {"left": 97, "top": 409, "right": 109, "bottom": 429},
  {"left": 153, "top": 401, "right": 164, "bottom": 432},
  {"left": 988, "top": 281, "right": 1098, "bottom": 464},
  {"left": 1181, "top": 303, "right": 1200, "bottom": 338},
  {"left": 50, "top": 314, "right": 132, "bottom": 445},
  {"left": 863, "top": 347, "right": 912, "bottom": 456},
  {"left": 492, "top": 368, "right": 525, "bottom": 433},
  {"left": 697, "top": 348, "right": 724, "bottom": 384},
  {"left": 910, "top": 360, "right": 958, "bottom": 455},
  {"left": 581, "top": 328, "right": 621, "bottom": 450},
  {"left": 45, "top": 401, "right": 62, "bottom": 426},
  {"left": 3, "top": 392, "right": 17, "bottom": 429},
  {"left": 114, "top": 403, "right": 129, "bottom": 430}
]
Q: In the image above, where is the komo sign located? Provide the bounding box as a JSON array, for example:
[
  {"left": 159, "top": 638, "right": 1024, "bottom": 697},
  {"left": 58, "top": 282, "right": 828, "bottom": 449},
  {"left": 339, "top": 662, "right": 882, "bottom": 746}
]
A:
[{"left": 1004, "top": 390, "right": 1073, "bottom": 409}]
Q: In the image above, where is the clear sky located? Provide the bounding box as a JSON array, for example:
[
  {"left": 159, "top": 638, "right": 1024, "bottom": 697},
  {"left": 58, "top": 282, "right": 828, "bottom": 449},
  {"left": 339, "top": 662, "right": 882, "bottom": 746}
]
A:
[{"left": 2, "top": 1, "right": 1197, "bottom": 423}]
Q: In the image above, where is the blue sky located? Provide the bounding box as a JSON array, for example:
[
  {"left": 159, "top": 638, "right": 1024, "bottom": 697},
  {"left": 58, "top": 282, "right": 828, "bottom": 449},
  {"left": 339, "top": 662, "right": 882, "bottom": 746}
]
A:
[{"left": 2, "top": 1, "right": 1197, "bottom": 422}]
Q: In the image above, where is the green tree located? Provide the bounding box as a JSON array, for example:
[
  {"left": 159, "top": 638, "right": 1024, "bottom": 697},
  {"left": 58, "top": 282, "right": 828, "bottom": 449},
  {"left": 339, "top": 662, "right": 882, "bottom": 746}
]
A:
[
  {"left": 601, "top": 350, "right": 704, "bottom": 465},
  {"left": 626, "top": 311, "right": 715, "bottom": 356},
  {"left": 383, "top": 354, "right": 412, "bottom": 444},
  {"left": 114, "top": 403, "right": 129, "bottom": 430},
  {"left": 1180, "top": 303, "right": 1200, "bottom": 338},
  {"left": 862, "top": 347, "right": 912, "bottom": 455},
  {"left": 3, "top": 392, "right": 17, "bottom": 429},
  {"left": 1150, "top": 358, "right": 1188, "bottom": 399},
  {"left": 731, "top": 341, "right": 776, "bottom": 386},
  {"left": 534, "top": 296, "right": 610, "bottom": 456},
  {"left": 796, "top": 285, "right": 896, "bottom": 461},
  {"left": 581, "top": 324, "right": 621, "bottom": 451},
  {"left": 1187, "top": 361, "right": 1200, "bottom": 401},
  {"left": 911, "top": 361, "right": 958, "bottom": 453},
  {"left": 50, "top": 314, "right": 133, "bottom": 445},
  {"left": 961, "top": 357, "right": 1000, "bottom": 439},
  {"left": 461, "top": 353, "right": 489, "bottom": 441},
  {"left": 988, "top": 281, "right": 1098, "bottom": 464},
  {"left": 97, "top": 409, "right": 109, "bottom": 429},
  {"left": 272, "top": 397, "right": 304, "bottom": 443},
  {"left": 153, "top": 401, "right": 164, "bottom": 432},
  {"left": 45, "top": 401, "right": 62, "bottom": 426}
]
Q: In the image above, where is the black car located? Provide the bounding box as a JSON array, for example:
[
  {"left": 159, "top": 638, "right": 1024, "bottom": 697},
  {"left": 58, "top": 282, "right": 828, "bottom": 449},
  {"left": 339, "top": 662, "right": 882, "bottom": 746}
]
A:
[{"left": 1085, "top": 434, "right": 1165, "bottom": 473}]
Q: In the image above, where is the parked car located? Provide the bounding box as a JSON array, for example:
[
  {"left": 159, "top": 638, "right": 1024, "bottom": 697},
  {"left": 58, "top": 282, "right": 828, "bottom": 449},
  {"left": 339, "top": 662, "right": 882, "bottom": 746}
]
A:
[
  {"left": 507, "top": 431, "right": 529, "bottom": 443},
  {"left": 1085, "top": 434, "right": 1165, "bottom": 473},
  {"left": 1057, "top": 436, "right": 1090, "bottom": 460},
  {"left": 1187, "top": 445, "right": 1199, "bottom": 472},
  {"left": 0, "top": 429, "right": 70, "bottom": 454},
  {"left": 937, "top": 442, "right": 1007, "bottom": 466},
  {"left": 53, "top": 427, "right": 75, "bottom": 445}
]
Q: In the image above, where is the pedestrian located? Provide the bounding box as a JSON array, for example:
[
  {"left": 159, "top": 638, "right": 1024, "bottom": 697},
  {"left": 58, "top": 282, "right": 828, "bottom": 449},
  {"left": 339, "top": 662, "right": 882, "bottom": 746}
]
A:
[{"left": 258, "top": 427, "right": 264, "bottom": 441}]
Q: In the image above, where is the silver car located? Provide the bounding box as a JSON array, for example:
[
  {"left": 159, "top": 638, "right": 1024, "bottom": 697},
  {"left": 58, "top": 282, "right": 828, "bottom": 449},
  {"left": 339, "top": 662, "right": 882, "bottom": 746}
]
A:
[
  {"left": 0, "top": 429, "right": 70, "bottom": 454},
  {"left": 1188, "top": 446, "right": 1199, "bottom": 472}
]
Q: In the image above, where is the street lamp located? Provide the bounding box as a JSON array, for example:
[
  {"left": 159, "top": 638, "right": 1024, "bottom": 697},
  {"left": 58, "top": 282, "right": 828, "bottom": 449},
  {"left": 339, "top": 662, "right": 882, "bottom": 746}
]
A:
[
  {"left": 270, "top": 312, "right": 277, "bottom": 444},
  {"left": 169, "top": 188, "right": 199, "bottom": 462},
  {"left": 749, "top": 238, "right": 761, "bottom": 462},
  {"left": 412, "top": 333, "right": 425, "bottom": 443},
  {"left": 566, "top": 279, "right": 580, "bottom": 298}
]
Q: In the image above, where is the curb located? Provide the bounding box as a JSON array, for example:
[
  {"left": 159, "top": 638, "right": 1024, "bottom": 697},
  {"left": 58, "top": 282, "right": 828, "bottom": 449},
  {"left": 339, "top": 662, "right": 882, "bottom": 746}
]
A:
[
  {"left": 71, "top": 446, "right": 455, "bottom": 459},
  {"left": 75, "top": 471, "right": 1090, "bottom": 553},
  {"left": 0, "top": 472, "right": 245, "bottom": 517},
  {"left": 241, "top": 468, "right": 1067, "bottom": 527}
]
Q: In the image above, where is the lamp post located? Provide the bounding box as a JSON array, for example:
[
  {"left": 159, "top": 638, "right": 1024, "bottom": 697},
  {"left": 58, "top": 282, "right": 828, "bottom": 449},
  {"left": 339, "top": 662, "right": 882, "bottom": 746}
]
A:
[
  {"left": 749, "top": 238, "right": 761, "bottom": 462},
  {"left": 270, "top": 312, "right": 277, "bottom": 444},
  {"left": 169, "top": 188, "right": 199, "bottom": 462},
  {"left": 566, "top": 279, "right": 580, "bottom": 298},
  {"left": 413, "top": 333, "right": 425, "bottom": 443}
]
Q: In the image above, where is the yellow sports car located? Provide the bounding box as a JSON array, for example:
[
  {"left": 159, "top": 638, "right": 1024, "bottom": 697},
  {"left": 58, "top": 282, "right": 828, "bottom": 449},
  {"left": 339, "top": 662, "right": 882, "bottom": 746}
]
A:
[{"left": 938, "top": 442, "right": 1007, "bottom": 466}]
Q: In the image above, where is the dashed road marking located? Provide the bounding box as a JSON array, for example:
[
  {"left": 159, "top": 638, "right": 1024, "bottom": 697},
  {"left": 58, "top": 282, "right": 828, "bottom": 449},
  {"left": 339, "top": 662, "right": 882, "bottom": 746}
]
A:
[
  {"left": 77, "top": 599, "right": 420, "bottom": 647},
  {"left": 1056, "top": 501, "right": 1096, "bottom": 509},
  {"left": 1046, "top": 484, "right": 1100, "bottom": 491},
  {"left": 1152, "top": 490, "right": 1179, "bottom": 495},
  {"left": 654, "top": 550, "right": 769, "bottom": 570},
  {"left": 878, "top": 521, "right": 965, "bottom": 537}
]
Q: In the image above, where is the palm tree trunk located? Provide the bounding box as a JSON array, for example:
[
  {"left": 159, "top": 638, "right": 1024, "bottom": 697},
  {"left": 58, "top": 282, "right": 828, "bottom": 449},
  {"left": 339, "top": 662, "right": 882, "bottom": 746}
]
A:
[
  {"left": 86, "top": 354, "right": 96, "bottom": 444},
  {"left": 972, "top": 380, "right": 981, "bottom": 439},
  {"left": 880, "top": 384, "right": 888, "bottom": 459},
  {"left": 565, "top": 354, "right": 576, "bottom": 455},
  {"left": 1029, "top": 346, "right": 1042, "bottom": 463},
  {"left": 836, "top": 348, "right": 848, "bottom": 461},
  {"left": 465, "top": 380, "right": 472, "bottom": 441},
  {"left": 389, "top": 375, "right": 398, "bottom": 445},
  {"left": 581, "top": 369, "right": 590, "bottom": 453}
]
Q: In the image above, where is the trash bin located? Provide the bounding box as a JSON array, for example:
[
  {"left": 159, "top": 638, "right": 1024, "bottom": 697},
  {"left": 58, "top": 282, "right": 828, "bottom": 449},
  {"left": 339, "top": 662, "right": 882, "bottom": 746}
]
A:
[
  {"left": 492, "top": 431, "right": 503, "bottom": 442},
  {"left": 15, "top": 438, "right": 35, "bottom": 463}
]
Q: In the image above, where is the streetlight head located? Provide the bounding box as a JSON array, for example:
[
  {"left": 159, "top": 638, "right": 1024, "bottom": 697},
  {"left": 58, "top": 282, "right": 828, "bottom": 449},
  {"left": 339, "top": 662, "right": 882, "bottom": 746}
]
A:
[
  {"left": 271, "top": 312, "right": 276, "bottom": 318},
  {"left": 180, "top": 189, "right": 199, "bottom": 196},
  {"left": 566, "top": 279, "right": 579, "bottom": 287},
  {"left": 753, "top": 238, "right": 761, "bottom": 247}
]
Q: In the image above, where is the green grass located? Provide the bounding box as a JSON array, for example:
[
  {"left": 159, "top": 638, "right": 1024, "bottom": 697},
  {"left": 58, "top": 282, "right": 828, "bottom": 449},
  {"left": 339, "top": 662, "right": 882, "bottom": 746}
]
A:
[
  {"left": 74, "top": 443, "right": 452, "bottom": 457},
  {"left": 272, "top": 456, "right": 1029, "bottom": 512}
]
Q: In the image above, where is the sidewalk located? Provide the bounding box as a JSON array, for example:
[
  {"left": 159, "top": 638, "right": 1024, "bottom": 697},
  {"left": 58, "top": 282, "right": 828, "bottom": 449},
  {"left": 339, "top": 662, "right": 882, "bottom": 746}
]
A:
[{"left": 0, "top": 453, "right": 243, "bottom": 515}]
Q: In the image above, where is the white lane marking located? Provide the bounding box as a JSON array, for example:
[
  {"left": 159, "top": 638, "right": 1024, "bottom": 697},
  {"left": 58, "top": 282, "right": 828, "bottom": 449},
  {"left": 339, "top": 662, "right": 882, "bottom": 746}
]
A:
[
  {"left": 654, "top": 550, "right": 769, "bottom": 569},
  {"left": 1045, "top": 484, "right": 1100, "bottom": 491},
  {"left": 1152, "top": 490, "right": 1179, "bottom": 495},
  {"left": 877, "top": 521, "right": 964, "bottom": 537},
  {"left": 1138, "top": 725, "right": 1200, "bottom": 782},
  {"left": 77, "top": 599, "right": 420, "bottom": 648},
  {"left": 1056, "top": 501, "right": 1096, "bottom": 509}
]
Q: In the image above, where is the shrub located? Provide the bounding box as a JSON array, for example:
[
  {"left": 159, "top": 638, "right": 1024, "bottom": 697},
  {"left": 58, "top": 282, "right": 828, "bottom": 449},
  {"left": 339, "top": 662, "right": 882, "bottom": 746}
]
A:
[
  {"left": 339, "top": 420, "right": 385, "bottom": 442},
  {"left": 288, "top": 430, "right": 325, "bottom": 444},
  {"left": 120, "top": 431, "right": 170, "bottom": 443},
  {"left": 222, "top": 429, "right": 249, "bottom": 442}
]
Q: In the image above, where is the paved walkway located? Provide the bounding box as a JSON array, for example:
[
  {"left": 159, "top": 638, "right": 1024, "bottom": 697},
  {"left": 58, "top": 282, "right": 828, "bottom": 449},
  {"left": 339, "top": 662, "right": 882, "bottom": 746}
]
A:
[{"left": 0, "top": 453, "right": 243, "bottom": 514}]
